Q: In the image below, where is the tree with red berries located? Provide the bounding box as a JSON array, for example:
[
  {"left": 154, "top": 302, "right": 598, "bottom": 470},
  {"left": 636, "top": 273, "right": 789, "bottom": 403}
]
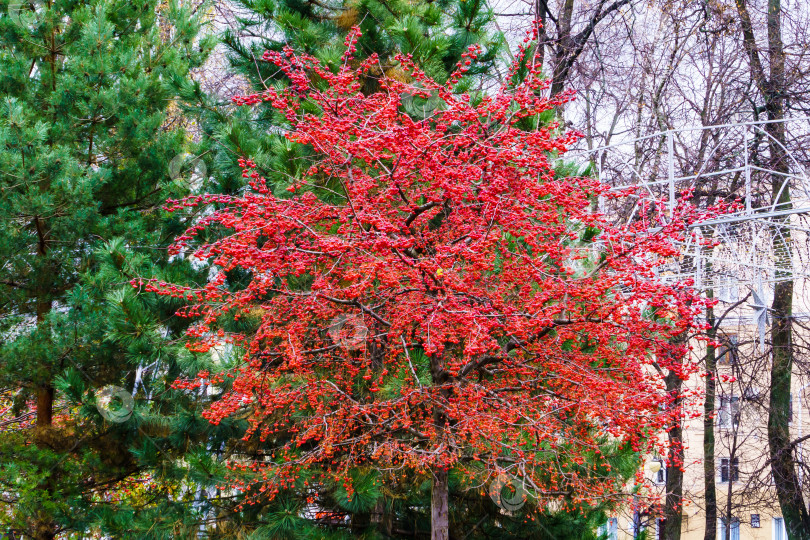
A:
[{"left": 144, "top": 29, "right": 718, "bottom": 538}]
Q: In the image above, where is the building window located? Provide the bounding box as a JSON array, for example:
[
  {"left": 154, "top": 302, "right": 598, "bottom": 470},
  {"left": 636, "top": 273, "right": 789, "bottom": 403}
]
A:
[
  {"left": 718, "top": 395, "right": 741, "bottom": 429},
  {"left": 717, "top": 278, "right": 740, "bottom": 303},
  {"left": 656, "top": 518, "right": 666, "bottom": 540},
  {"left": 720, "top": 457, "right": 739, "bottom": 482},
  {"left": 655, "top": 461, "right": 666, "bottom": 484},
  {"left": 598, "top": 517, "right": 618, "bottom": 540},
  {"left": 751, "top": 514, "right": 760, "bottom": 528},
  {"left": 719, "top": 517, "right": 740, "bottom": 540},
  {"left": 629, "top": 517, "right": 646, "bottom": 539},
  {"left": 773, "top": 517, "right": 787, "bottom": 540},
  {"left": 717, "top": 334, "right": 739, "bottom": 365}
]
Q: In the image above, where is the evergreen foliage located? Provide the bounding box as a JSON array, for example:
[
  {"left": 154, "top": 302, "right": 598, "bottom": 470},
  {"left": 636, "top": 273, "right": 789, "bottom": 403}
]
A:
[{"left": 0, "top": 0, "right": 220, "bottom": 537}]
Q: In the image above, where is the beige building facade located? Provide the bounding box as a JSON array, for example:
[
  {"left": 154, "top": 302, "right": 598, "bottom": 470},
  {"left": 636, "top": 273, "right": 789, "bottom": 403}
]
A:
[{"left": 597, "top": 282, "right": 810, "bottom": 540}]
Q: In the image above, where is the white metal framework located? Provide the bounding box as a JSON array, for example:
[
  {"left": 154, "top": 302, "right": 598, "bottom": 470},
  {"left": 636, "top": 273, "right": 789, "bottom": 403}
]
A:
[{"left": 569, "top": 117, "right": 810, "bottom": 293}]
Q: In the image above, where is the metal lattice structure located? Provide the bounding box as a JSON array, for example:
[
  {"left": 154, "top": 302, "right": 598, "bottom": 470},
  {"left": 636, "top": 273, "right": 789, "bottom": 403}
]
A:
[{"left": 569, "top": 117, "right": 810, "bottom": 294}]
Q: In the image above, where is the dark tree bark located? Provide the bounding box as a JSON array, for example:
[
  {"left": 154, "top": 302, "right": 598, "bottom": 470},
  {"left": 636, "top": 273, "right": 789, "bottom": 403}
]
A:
[
  {"left": 540, "top": 0, "right": 635, "bottom": 99},
  {"left": 34, "top": 220, "right": 56, "bottom": 540},
  {"left": 703, "top": 293, "right": 718, "bottom": 540},
  {"left": 733, "top": 0, "right": 810, "bottom": 536},
  {"left": 664, "top": 366, "right": 684, "bottom": 540},
  {"left": 430, "top": 350, "right": 450, "bottom": 539}
]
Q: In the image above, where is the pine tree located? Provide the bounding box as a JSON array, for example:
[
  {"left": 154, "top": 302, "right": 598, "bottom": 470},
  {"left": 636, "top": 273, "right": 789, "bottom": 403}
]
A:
[
  {"left": 223, "top": 0, "right": 500, "bottom": 87},
  {"left": 0, "top": 0, "right": 217, "bottom": 537},
  {"left": 179, "top": 0, "right": 503, "bottom": 200}
]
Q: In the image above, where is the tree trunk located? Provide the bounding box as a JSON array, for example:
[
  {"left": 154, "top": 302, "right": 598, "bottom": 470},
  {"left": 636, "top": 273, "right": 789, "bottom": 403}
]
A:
[
  {"left": 431, "top": 468, "right": 449, "bottom": 540},
  {"left": 703, "top": 294, "right": 718, "bottom": 540},
  {"left": 664, "top": 367, "right": 684, "bottom": 540},
  {"left": 766, "top": 119, "right": 810, "bottom": 540},
  {"left": 534, "top": 0, "right": 547, "bottom": 68},
  {"left": 764, "top": 8, "right": 809, "bottom": 533},
  {"left": 36, "top": 385, "right": 54, "bottom": 428},
  {"left": 429, "top": 348, "right": 451, "bottom": 540},
  {"left": 34, "top": 297, "right": 56, "bottom": 540},
  {"left": 34, "top": 521, "right": 56, "bottom": 540},
  {"left": 769, "top": 278, "right": 810, "bottom": 540},
  {"left": 724, "top": 434, "right": 737, "bottom": 540},
  {"left": 549, "top": 0, "right": 575, "bottom": 100},
  {"left": 733, "top": 0, "right": 810, "bottom": 535}
]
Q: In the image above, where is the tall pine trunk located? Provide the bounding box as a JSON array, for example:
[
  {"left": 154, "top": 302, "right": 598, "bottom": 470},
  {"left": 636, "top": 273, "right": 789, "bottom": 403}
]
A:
[
  {"left": 34, "top": 379, "right": 56, "bottom": 540},
  {"left": 34, "top": 217, "right": 56, "bottom": 540},
  {"left": 32, "top": 12, "right": 58, "bottom": 538}
]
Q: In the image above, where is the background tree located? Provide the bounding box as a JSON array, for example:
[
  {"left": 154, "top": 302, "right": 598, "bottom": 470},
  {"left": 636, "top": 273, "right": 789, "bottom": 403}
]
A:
[
  {"left": 495, "top": 1, "right": 810, "bottom": 537},
  {"left": 0, "top": 0, "right": 218, "bottom": 537},
  {"left": 731, "top": 0, "right": 809, "bottom": 536}
]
